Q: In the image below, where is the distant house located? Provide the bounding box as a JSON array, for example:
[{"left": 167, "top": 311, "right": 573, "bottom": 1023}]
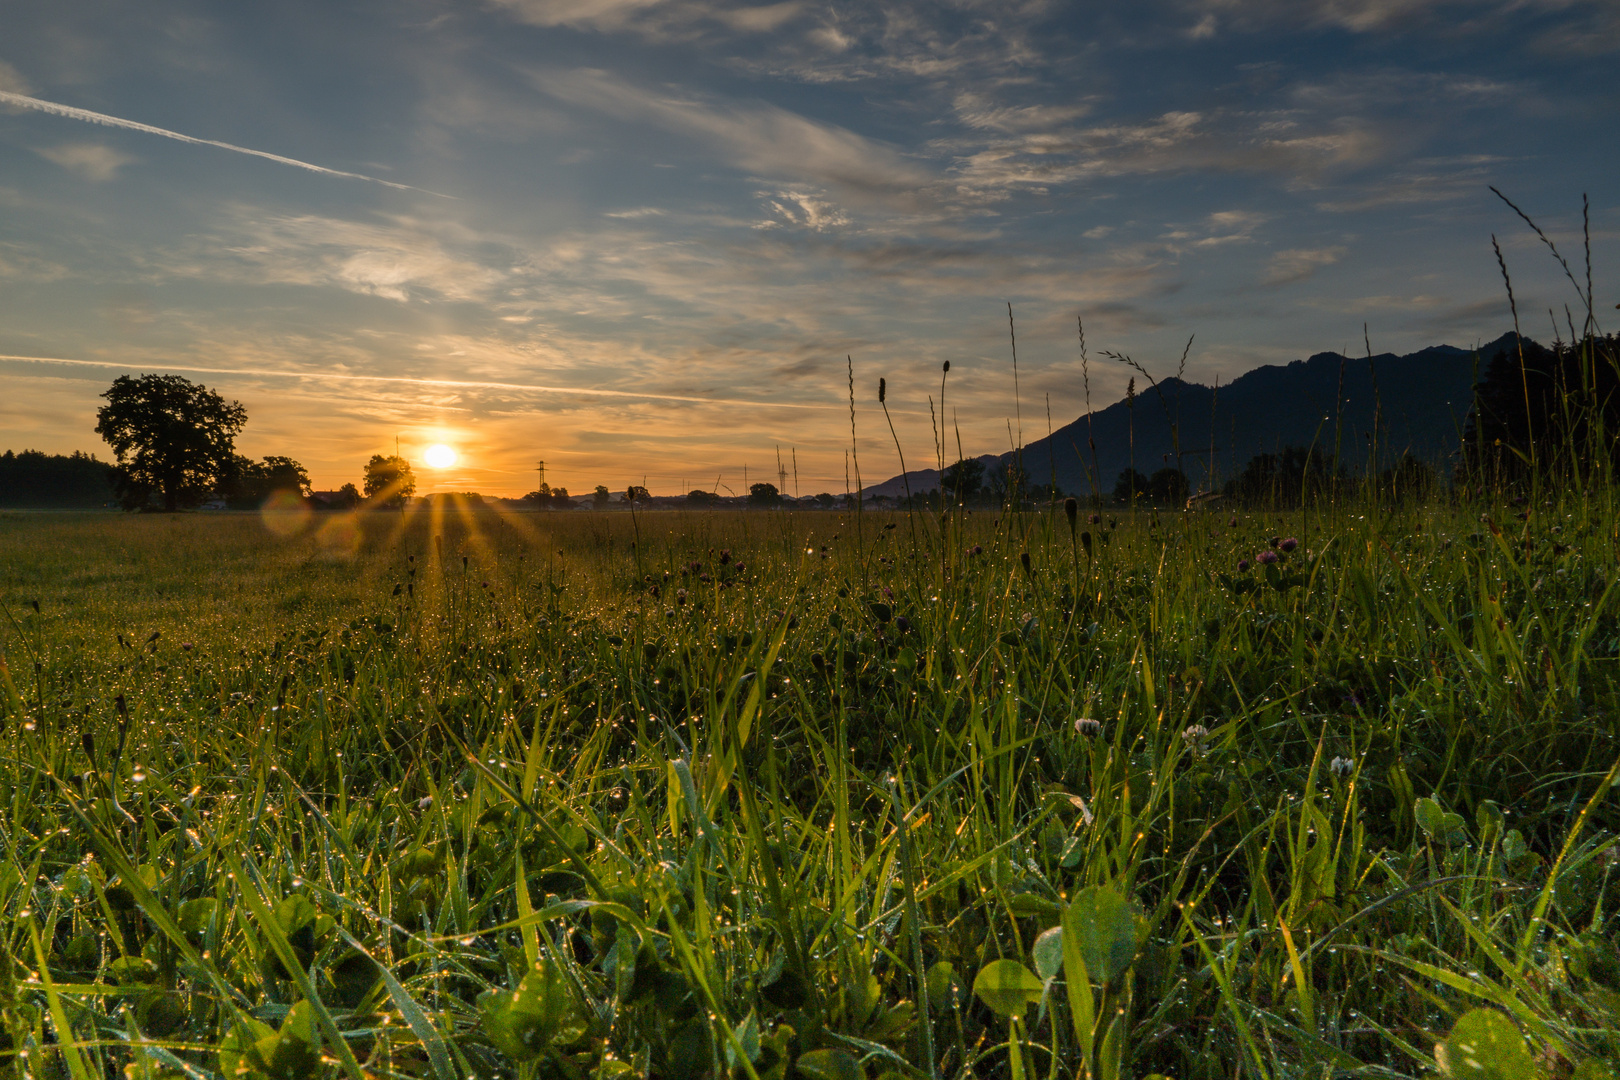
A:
[{"left": 200, "top": 499, "right": 229, "bottom": 511}]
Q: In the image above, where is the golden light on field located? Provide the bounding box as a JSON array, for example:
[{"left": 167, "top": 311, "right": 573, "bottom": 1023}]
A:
[{"left": 423, "top": 444, "right": 458, "bottom": 469}]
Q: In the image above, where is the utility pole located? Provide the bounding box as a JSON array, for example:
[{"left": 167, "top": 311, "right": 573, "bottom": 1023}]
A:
[
  {"left": 536, "top": 460, "right": 546, "bottom": 493},
  {"left": 776, "top": 445, "right": 788, "bottom": 497}
]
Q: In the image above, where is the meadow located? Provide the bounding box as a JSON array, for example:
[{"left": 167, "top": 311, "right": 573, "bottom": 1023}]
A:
[{"left": 0, "top": 497, "right": 1616, "bottom": 1080}]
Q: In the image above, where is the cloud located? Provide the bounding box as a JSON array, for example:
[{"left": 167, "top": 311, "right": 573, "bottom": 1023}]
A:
[
  {"left": 1187, "top": 0, "right": 1478, "bottom": 33},
  {"left": 758, "top": 190, "right": 849, "bottom": 230},
  {"left": 0, "top": 351, "right": 837, "bottom": 411},
  {"left": 0, "top": 61, "right": 31, "bottom": 95},
  {"left": 0, "top": 90, "right": 447, "bottom": 196},
  {"left": 1261, "top": 246, "right": 1346, "bottom": 286},
  {"left": 953, "top": 93, "right": 1093, "bottom": 133},
  {"left": 947, "top": 109, "right": 1384, "bottom": 200},
  {"left": 1186, "top": 0, "right": 1619, "bottom": 40},
  {"left": 488, "top": 0, "right": 667, "bottom": 31},
  {"left": 714, "top": 2, "right": 803, "bottom": 32},
  {"left": 528, "top": 68, "right": 931, "bottom": 201},
  {"left": 36, "top": 142, "right": 134, "bottom": 181},
  {"left": 1533, "top": 4, "right": 1620, "bottom": 54},
  {"left": 198, "top": 211, "right": 512, "bottom": 303},
  {"left": 491, "top": 0, "right": 804, "bottom": 36}
]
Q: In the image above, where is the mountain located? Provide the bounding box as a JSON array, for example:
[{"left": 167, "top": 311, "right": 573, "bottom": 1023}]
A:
[{"left": 864, "top": 333, "right": 1516, "bottom": 499}]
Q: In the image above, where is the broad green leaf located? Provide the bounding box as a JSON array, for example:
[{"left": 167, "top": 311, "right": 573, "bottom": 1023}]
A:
[
  {"left": 1440, "top": 1009, "right": 1537, "bottom": 1080},
  {"left": 217, "top": 1016, "right": 276, "bottom": 1078},
  {"left": 725, "top": 1010, "right": 761, "bottom": 1070},
  {"left": 1062, "top": 886, "right": 1140, "bottom": 986},
  {"left": 925, "top": 961, "right": 956, "bottom": 1011},
  {"left": 1416, "top": 797, "right": 1466, "bottom": 843},
  {"left": 795, "top": 1048, "right": 865, "bottom": 1080},
  {"left": 1032, "top": 927, "right": 1065, "bottom": 982},
  {"left": 973, "top": 959, "right": 1045, "bottom": 1018},
  {"left": 478, "top": 963, "right": 585, "bottom": 1063}
]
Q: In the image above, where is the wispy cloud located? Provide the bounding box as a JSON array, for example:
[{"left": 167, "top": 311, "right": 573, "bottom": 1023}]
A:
[
  {"left": 0, "top": 90, "right": 448, "bottom": 196},
  {"left": 528, "top": 68, "right": 931, "bottom": 202},
  {"left": 1261, "top": 246, "right": 1346, "bottom": 286},
  {"left": 0, "top": 353, "right": 837, "bottom": 410},
  {"left": 36, "top": 142, "right": 133, "bottom": 181},
  {"left": 0, "top": 61, "right": 32, "bottom": 95}
]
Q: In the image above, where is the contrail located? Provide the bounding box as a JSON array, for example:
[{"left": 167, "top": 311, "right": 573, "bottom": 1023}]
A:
[
  {"left": 0, "top": 353, "right": 837, "bottom": 411},
  {"left": 0, "top": 90, "right": 450, "bottom": 198}
]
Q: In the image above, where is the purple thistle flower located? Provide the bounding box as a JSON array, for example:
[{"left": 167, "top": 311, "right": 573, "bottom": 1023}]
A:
[{"left": 1279, "top": 537, "right": 1298, "bottom": 552}]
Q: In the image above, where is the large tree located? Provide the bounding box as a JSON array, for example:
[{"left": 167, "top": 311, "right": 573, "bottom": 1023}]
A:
[
  {"left": 95, "top": 374, "right": 247, "bottom": 511},
  {"left": 363, "top": 455, "right": 416, "bottom": 507}
]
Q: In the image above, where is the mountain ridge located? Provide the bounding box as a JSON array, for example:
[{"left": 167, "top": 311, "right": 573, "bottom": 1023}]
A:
[{"left": 861, "top": 333, "right": 1518, "bottom": 500}]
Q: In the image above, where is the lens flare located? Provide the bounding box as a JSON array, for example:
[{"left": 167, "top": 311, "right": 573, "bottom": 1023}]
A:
[{"left": 424, "top": 444, "right": 457, "bottom": 469}]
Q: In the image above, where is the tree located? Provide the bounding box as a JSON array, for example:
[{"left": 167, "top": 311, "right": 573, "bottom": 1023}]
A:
[
  {"left": 1461, "top": 333, "right": 1620, "bottom": 484},
  {"left": 748, "top": 482, "right": 781, "bottom": 506},
  {"left": 940, "top": 457, "right": 985, "bottom": 504},
  {"left": 550, "top": 486, "right": 573, "bottom": 509},
  {"left": 1147, "top": 467, "right": 1189, "bottom": 505},
  {"left": 363, "top": 455, "right": 416, "bottom": 507},
  {"left": 1222, "top": 446, "right": 1344, "bottom": 507},
  {"left": 1113, "top": 468, "right": 1149, "bottom": 505},
  {"left": 337, "top": 483, "right": 361, "bottom": 509},
  {"left": 220, "top": 455, "right": 312, "bottom": 507},
  {"left": 95, "top": 374, "right": 247, "bottom": 511},
  {"left": 0, "top": 450, "right": 116, "bottom": 509},
  {"left": 687, "top": 489, "right": 718, "bottom": 505},
  {"left": 626, "top": 485, "right": 649, "bottom": 503},
  {"left": 593, "top": 485, "right": 611, "bottom": 508}
]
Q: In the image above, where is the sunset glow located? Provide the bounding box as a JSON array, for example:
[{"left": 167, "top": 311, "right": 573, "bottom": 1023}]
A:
[{"left": 423, "top": 444, "right": 457, "bottom": 470}]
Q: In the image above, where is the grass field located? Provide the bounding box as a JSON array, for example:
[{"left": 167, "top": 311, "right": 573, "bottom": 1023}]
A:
[{"left": 0, "top": 499, "right": 1617, "bottom": 1080}]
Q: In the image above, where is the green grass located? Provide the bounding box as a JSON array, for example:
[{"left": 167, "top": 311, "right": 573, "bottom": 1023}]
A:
[{"left": 0, "top": 497, "right": 1616, "bottom": 1080}]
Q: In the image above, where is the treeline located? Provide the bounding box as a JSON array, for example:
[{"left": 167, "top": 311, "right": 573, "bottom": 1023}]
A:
[{"left": 0, "top": 450, "right": 117, "bottom": 508}]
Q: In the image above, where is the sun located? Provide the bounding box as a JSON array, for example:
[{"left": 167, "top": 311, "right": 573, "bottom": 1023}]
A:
[{"left": 423, "top": 444, "right": 457, "bottom": 469}]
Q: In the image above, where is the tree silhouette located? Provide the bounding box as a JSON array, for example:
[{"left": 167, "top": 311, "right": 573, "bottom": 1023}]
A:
[
  {"left": 221, "top": 455, "right": 311, "bottom": 507},
  {"left": 940, "top": 457, "right": 984, "bottom": 504},
  {"left": 95, "top": 374, "right": 247, "bottom": 511},
  {"left": 363, "top": 455, "right": 416, "bottom": 507},
  {"left": 748, "top": 482, "right": 781, "bottom": 506},
  {"left": 1147, "top": 467, "right": 1189, "bottom": 505},
  {"left": 1113, "top": 468, "right": 1149, "bottom": 505},
  {"left": 1462, "top": 334, "right": 1620, "bottom": 484},
  {"left": 593, "top": 485, "right": 611, "bottom": 508}
]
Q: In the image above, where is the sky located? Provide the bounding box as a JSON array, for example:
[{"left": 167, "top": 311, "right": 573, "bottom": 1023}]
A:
[{"left": 1, "top": 0, "right": 1615, "bottom": 497}]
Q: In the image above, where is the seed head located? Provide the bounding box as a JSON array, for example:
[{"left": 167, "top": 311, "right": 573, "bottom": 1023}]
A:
[
  {"left": 1075, "top": 717, "right": 1102, "bottom": 737},
  {"left": 1064, "top": 497, "right": 1078, "bottom": 535},
  {"left": 1237, "top": 559, "right": 1250, "bottom": 572},
  {"left": 943, "top": 360, "right": 950, "bottom": 373},
  {"left": 878, "top": 377, "right": 886, "bottom": 403},
  {"left": 1329, "top": 756, "right": 1355, "bottom": 777}
]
